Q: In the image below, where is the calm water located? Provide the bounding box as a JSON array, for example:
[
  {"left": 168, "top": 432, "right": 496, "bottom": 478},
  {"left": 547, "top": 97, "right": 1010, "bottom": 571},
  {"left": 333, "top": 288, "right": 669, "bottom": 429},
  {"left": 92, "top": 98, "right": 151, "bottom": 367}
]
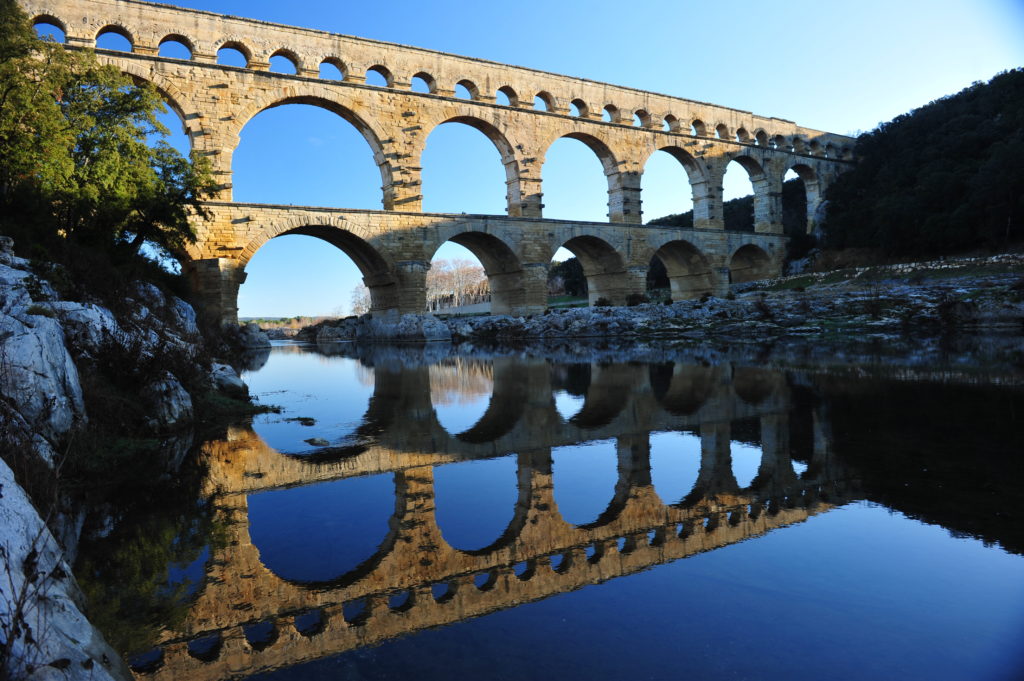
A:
[{"left": 84, "top": 342, "right": 1024, "bottom": 681}]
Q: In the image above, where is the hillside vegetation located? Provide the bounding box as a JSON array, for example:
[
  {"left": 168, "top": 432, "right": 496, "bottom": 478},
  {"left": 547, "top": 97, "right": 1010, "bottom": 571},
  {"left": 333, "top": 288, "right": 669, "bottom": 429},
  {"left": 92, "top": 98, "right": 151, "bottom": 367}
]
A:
[{"left": 824, "top": 69, "right": 1024, "bottom": 256}]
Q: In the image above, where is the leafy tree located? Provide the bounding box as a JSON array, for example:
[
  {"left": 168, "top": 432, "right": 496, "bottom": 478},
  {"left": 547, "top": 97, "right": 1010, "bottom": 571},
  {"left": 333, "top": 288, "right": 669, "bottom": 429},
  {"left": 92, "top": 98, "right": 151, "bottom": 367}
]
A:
[{"left": 0, "top": 0, "right": 215, "bottom": 262}]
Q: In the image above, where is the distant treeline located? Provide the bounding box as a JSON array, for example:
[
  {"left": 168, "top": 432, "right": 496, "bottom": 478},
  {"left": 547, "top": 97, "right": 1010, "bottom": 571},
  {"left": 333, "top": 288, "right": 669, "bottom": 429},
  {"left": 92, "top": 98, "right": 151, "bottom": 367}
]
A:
[{"left": 824, "top": 69, "right": 1024, "bottom": 255}]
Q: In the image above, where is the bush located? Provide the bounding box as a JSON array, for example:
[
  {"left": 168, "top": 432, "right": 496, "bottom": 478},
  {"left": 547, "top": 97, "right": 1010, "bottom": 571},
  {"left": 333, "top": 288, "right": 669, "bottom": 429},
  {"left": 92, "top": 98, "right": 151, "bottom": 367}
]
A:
[
  {"left": 625, "top": 293, "right": 649, "bottom": 306},
  {"left": 594, "top": 297, "right": 612, "bottom": 307}
]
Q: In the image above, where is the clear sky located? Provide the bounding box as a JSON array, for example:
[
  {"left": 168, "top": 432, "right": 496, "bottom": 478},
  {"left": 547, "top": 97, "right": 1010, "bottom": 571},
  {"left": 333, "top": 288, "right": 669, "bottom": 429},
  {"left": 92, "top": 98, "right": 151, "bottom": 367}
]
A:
[{"left": 70, "top": 0, "right": 1024, "bottom": 316}]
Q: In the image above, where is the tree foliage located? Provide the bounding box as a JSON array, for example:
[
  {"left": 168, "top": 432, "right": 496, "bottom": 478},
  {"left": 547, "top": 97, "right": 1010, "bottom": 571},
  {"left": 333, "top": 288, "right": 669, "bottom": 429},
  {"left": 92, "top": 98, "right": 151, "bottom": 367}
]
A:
[
  {"left": 0, "top": 0, "right": 215, "bottom": 262},
  {"left": 823, "top": 69, "right": 1024, "bottom": 255}
]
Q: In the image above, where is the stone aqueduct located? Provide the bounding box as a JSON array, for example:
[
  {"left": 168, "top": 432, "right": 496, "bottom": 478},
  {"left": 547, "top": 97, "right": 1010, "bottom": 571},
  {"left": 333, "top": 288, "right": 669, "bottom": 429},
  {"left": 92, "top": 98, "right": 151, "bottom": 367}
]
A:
[
  {"left": 24, "top": 0, "right": 856, "bottom": 324},
  {"left": 134, "top": 358, "right": 853, "bottom": 680}
]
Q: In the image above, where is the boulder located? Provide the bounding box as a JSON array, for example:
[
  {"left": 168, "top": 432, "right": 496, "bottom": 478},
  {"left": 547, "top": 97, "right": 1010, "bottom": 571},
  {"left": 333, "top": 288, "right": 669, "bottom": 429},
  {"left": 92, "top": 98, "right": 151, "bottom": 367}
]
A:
[
  {"left": 238, "top": 322, "right": 271, "bottom": 349},
  {"left": 210, "top": 362, "right": 248, "bottom": 398},
  {"left": 141, "top": 371, "right": 193, "bottom": 431},
  {"left": 359, "top": 312, "right": 452, "bottom": 342}
]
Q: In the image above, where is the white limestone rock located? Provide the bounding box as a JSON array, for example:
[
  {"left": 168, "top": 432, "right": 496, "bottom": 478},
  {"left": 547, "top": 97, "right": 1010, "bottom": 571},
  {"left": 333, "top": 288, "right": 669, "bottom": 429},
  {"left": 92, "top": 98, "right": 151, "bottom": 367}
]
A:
[
  {"left": 359, "top": 312, "right": 452, "bottom": 342},
  {"left": 0, "top": 313, "right": 85, "bottom": 447},
  {"left": 0, "top": 458, "right": 130, "bottom": 681},
  {"left": 210, "top": 362, "right": 248, "bottom": 398},
  {"left": 239, "top": 321, "right": 271, "bottom": 348},
  {"left": 141, "top": 371, "right": 193, "bottom": 431}
]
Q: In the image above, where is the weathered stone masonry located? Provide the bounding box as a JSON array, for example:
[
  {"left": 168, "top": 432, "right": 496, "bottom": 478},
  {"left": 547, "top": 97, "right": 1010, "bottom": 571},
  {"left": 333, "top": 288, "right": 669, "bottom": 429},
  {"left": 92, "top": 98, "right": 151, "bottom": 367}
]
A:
[{"left": 23, "top": 0, "right": 856, "bottom": 324}]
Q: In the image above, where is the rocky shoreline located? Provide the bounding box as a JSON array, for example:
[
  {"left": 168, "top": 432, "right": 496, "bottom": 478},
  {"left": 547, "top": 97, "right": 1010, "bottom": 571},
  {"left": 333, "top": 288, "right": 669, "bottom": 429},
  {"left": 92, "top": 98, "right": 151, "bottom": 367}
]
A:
[
  {"left": 303, "top": 257, "right": 1024, "bottom": 345},
  {"left": 0, "top": 238, "right": 269, "bottom": 681}
]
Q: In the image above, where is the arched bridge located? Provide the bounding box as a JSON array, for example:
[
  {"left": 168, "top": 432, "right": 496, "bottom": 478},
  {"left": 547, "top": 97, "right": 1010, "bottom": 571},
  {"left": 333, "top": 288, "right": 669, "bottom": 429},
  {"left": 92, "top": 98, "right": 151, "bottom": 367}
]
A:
[{"left": 23, "top": 0, "right": 855, "bottom": 323}]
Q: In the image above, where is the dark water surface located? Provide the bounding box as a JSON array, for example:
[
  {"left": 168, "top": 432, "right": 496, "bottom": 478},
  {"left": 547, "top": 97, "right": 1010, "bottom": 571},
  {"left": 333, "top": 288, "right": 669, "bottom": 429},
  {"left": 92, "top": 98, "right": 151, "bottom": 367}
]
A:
[{"left": 89, "top": 341, "right": 1024, "bottom": 681}]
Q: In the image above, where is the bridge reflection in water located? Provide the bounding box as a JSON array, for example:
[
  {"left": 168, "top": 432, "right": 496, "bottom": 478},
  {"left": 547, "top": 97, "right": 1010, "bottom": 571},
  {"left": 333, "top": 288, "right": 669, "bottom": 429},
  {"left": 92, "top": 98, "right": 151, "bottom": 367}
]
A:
[{"left": 137, "top": 355, "right": 856, "bottom": 680}]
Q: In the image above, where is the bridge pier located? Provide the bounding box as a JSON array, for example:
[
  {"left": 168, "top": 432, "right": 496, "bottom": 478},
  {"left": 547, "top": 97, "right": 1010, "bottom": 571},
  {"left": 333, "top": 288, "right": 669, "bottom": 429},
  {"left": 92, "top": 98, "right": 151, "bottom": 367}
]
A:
[{"left": 184, "top": 258, "right": 247, "bottom": 328}]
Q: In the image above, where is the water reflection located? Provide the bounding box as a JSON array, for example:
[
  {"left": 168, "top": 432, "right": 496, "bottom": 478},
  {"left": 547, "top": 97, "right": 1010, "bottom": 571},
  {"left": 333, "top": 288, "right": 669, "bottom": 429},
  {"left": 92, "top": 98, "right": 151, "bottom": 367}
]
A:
[{"left": 119, "top": 343, "right": 1024, "bottom": 681}]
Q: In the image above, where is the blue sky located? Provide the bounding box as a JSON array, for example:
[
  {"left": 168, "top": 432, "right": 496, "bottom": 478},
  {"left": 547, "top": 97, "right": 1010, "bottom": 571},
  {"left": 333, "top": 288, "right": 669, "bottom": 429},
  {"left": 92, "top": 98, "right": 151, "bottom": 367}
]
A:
[{"left": 69, "top": 0, "right": 1024, "bottom": 316}]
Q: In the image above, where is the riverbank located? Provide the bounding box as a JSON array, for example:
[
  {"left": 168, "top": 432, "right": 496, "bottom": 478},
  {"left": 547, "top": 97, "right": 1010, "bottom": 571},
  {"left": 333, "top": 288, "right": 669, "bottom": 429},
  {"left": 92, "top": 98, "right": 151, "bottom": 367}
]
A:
[
  {"left": 303, "top": 253, "right": 1023, "bottom": 345},
  {"left": 0, "top": 238, "right": 270, "bottom": 681}
]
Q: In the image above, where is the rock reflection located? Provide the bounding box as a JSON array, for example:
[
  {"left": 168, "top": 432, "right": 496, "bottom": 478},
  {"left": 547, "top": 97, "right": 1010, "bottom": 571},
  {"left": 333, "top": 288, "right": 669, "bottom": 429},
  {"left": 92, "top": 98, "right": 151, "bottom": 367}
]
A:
[{"left": 136, "top": 351, "right": 858, "bottom": 681}]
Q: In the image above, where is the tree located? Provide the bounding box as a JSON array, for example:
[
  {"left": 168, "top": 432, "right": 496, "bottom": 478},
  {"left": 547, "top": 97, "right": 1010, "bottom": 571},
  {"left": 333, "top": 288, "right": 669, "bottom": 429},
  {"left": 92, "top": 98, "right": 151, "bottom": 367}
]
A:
[{"left": 0, "top": 0, "right": 215, "bottom": 261}]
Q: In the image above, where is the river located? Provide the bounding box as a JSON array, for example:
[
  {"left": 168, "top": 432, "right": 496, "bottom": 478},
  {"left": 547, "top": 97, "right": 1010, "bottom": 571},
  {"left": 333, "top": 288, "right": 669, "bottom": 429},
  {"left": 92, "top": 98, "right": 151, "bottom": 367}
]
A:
[{"left": 77, "top": 340, "right": 1024, "bottom": 681}]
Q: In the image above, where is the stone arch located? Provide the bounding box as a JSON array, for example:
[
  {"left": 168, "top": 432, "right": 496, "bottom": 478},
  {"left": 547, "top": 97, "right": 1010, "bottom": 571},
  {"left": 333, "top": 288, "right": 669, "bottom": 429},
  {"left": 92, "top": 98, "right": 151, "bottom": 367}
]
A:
[
  {"left": 411, "top": 71, "right": 437, "bottom": 93},
  {"left": 534, "top": 90, "right": 556, "bottom": 112},
  {"left": 650, "top": 363, "right": 717, "bottom": 415},
  {"left": 732, "top": 367, "right": 778, "bottom": 405},
  {"left": 569, "top": 98, "right": 589, "bottom": 118},
  {"left": 548, "top": 132, "right": 619, "bottom": 176},
  {"left": 642, "top": 145, "right": 712, "bottom": 228},
  {"left": 691, "top": 118, "right": 707, "bottom": 136},
  {"left": 602, "top": 104, "right": 620, "bottom": 123},
  {"left": 557, "top": 235, "right": 630, "bottom": 306},
  {"left": 633, "top": 109, "right": 652, "bottom": 128},
  {"left": 269, "top": 48, "right": 301, "bottom": 74},
  {"left": 714, "top": 123, "right": 730, "bottom": 140},
  {"left": 216, "top": 38, "right": 252, "bottom": 67},
  {"left": 455, "top": 79, "right": 480, "bottom": 100},
  {"left": 662, "top": 114, "right": 680, "bottom": 132},
  {"left": 319, "top": 56, "right": 346, "bottom": 80},
  {"left": 241, "top": 218, "right": 399, "bottom": 312},
  {"left": 728, "top": 244, "right": 772, "bottom": 284},
  {"left": 232, "top": 93, "right": 394, "bottom": 208},
  {"left": 95, "top": 23, "right": 134, "bottom": 50},
  {"left": 651, "top": 239, "right": 718, "bottom": 301},
  {"left": 496, "top": 85, "right": 519, "bottom": 106},
  {"left": 435, "top": 454, "right": 534, "bottom": 556},
  {"left": 365, "top": 64, "right": 393, "bottom": 87},
  {"left": 429, "top": 229, "right": 525, "bottom": 315},
  {"left": 423, "top": 115, "right": 520, "bottom": 215},
  {"left": 158, "top": 33, "right": 194, "bottom": 59},
  {"left": 31, "top": 13, "right": 67, "bottom": 35},
  {"left": 785, "top": 162, "right": 823, "bottom": 234},
  {"left": 736, "top": 127, "right": 751, "bottom": 143},
  {"left": 754, "top": 129, "right": 769, "bottom": 146},
  {"left": 724, "top": 154, "right": 772, "bottom": 232}
]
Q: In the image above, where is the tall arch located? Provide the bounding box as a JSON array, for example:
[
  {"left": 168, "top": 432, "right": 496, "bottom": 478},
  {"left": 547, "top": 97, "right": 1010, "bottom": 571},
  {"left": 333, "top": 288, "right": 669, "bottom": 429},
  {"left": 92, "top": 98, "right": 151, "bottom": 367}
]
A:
[
  {"left": 723, "top": 155, "right": 772, "bottom": 233},
  {"left": 641, "top": 146, "right": 709, "bottom": 226},
  {"left": 785, "top": 163, "right": 822, "bottom": 234},
  {"left": 542, "top": 132, "right": 618, "bottom": 222},
  {"left": 231, "top": 94, "right": 392, "bottom": 208},
  {"left": 421, "top": 116, "right": 517, "bottom": 216}
]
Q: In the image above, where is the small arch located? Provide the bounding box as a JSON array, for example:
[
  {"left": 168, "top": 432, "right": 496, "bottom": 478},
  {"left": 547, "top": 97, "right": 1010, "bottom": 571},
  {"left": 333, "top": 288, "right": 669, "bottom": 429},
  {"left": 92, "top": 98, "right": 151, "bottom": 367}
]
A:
[
  {"left": 653, "top": 240, "right": 716, "bottom": 301},
  {"left": 365, "top": 64, "right": 393, "bottom": 87},
  {"left": 736, "top": 127, "right": 751, "bottom": 143},
  {"left": 411, "top": 72, "right": 436, "bottom": 93},
  {"left": 95, "top": 24, "right": 133, "bottom": 52},
  {"left": 217, "top": 41, "right": 250, "bottom": 67},
  {"left": 691, "top": 119, "right": 707, "bottom": 136},
  {"left": 824, "top": 143, "right": 835, "bottom": 159},
  {"left": 772, "top": 134, "right": 787, "bottom": 150},
  {"left": 569, "top": 98, "right": 589, "bottom": 118},
  {"left": 792, "top": 137, "right": 807, "bottom": 154},
  {"left": 269, "top": 49, "right": 299, "bottom": 75},
  {"left": 729, "top": 244, "right": 773, "bottom": 284},
  {"left": 186, "top": 633, "right": 223, "bottom": 662},
  {"left": 602, "top": 104, "right": 619, "bottom": 123},
  {"left": 754, "top": 129, "right": 769, "bottom": 147},
  {"left": 714, "top": 123, "right": 730, "bottom": 140},
  {"left": 633, "top": 110, "right": 652, "bottom": 128},
  {"left": 32, "top": 15, "right": 66, "bottom": 42},
  {"left": 840, "top": 145, "right": 853, "bottom": 159},
  {"left": 158, "top": 34, "right": 192, "bottom": 60},
  {"left": 809, "top": 140, "right": 822, "bottom": 156},
  {"left": 496, "top": 85, "right": 518, "bottom": 106},
  {"left": 319, "top": 57, "right": 346, "bottom": 80},
  {"left": 455, "top": 79, "right": 479, "bottom": 100},
  {"left": 534, "top": 91, "right": 555, "bottom": 112},
  {"left": 662, "top": 114, "right": 679, "bottom": 132}
]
